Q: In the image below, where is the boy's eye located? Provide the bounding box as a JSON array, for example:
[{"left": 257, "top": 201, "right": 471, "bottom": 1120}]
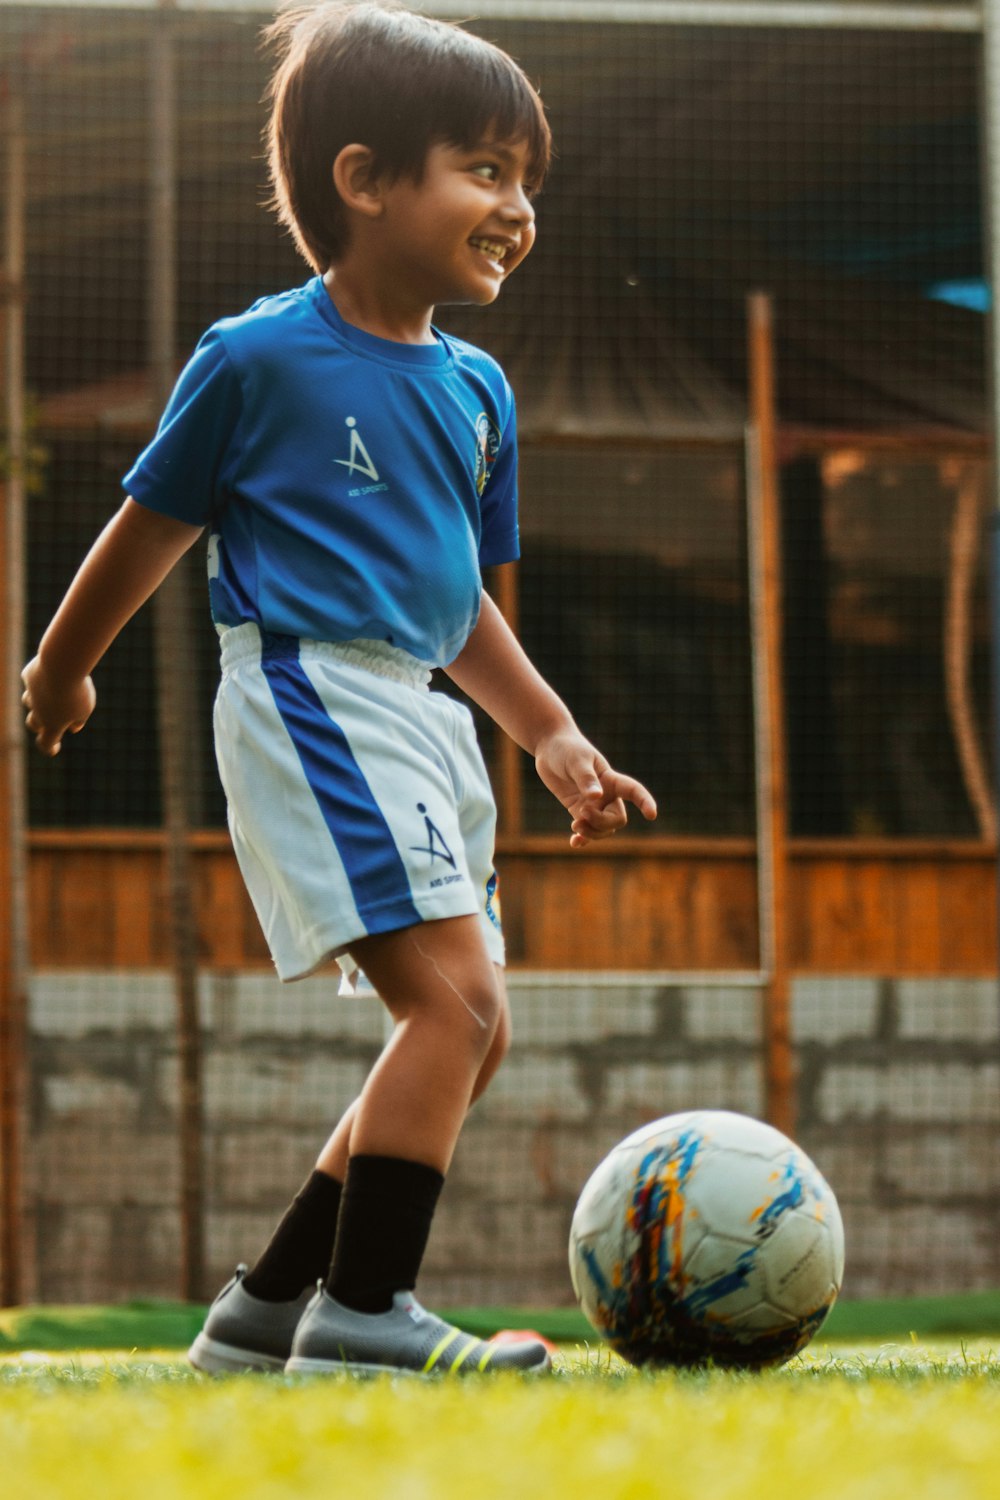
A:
[{"left": 470, "top": 163, "right": 500, "bottom": 181}]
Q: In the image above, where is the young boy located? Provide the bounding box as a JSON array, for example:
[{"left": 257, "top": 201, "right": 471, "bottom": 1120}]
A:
[{"left": 22, "top": 1, "right": 656, "bottom": 1376}]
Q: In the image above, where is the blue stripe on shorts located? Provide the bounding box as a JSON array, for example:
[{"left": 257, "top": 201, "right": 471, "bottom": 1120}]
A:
[{"left": 260, "top": 634, "right": 422, "bottom": 933}]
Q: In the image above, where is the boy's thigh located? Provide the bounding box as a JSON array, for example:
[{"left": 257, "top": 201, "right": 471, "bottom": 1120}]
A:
[{"left": 351, "top": 914, "right": 503, "bottom": 1029}]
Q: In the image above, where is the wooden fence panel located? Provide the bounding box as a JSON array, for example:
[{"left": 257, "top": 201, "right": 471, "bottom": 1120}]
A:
[{"left": 26, "top": 834, "right": 997, "bottom": 975}]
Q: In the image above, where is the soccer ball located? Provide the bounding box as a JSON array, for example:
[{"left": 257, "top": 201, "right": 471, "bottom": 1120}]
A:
[{"left": 569, "top": 1109, "right": 845, "bottom": 1369}]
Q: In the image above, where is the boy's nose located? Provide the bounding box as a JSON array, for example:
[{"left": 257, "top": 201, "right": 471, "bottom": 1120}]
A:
[{"left": 500, "top": 187, "right": 534, "bottom": 227}]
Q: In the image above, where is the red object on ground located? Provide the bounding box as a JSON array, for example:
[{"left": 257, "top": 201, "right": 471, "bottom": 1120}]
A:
[{"left": 490, "top": 1328, "right": 558, "bottom": 1355}]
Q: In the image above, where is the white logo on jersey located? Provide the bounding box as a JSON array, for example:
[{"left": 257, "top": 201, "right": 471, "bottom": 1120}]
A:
[
  {"left": 207, "top": 533, "right": 221, "bottom": 580},
  {"left": 334, "top": 416, "right": 380, "bottom": 481}
]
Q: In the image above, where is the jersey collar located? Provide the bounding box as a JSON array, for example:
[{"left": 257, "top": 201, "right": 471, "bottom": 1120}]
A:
[{"left": 309, "top": 278, "right": 451, "bottom": 370}]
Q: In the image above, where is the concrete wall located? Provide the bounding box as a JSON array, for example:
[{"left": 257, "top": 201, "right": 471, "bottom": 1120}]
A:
[{"left": 23, "top": 970, "right": 1000, "bottom": 1305}]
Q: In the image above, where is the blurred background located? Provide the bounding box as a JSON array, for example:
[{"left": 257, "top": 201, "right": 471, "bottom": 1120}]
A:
[{"left": 2, "top": 0, "right": 998, "bottom": 1312}]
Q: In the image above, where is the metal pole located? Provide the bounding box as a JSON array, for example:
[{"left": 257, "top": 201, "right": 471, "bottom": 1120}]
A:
[
  {"left": 417, "top": 0, "right": 981, "bottom": 27},
  {"left": 0, "top": 85, "right": 29, "bottom": 1307},
  {"left": 22, "top": 0, "right": 982, "bottom": 33},
  {"left": 148, "top": 0, "right": 206, "bottom": 1302}
]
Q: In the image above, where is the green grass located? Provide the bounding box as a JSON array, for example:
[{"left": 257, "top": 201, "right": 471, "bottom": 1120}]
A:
[
  {"left": 7, "top": 1288, "right": 1000, "bottom": 1352},
  {"left": 3, "top": 1341, "right": 1000, "bottom": 1499}
]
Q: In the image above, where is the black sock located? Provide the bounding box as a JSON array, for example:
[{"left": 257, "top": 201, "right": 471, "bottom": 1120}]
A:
[
  {"left": 242, "top": 1169, "right": 343, "bottom": 1303},
  {"left": 326, "top": 1155, "right": 445, "bottom": 1314}
]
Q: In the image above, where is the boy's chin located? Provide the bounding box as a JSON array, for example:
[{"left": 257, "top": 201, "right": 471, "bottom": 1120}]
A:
[{"left": 438, "top": 284, "right": 504, "bottom": 309}]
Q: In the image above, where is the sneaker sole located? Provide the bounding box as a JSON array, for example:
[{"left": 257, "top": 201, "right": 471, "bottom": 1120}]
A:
[
  {"left": 188, "top": 1332, "right": 288, "bottom": 1374},
  {"left": 284, "top": 1351, "right": 552, "bottom": 1378}
]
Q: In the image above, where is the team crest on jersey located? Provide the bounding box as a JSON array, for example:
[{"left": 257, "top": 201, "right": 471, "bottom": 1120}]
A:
[{"left": 474, "top": 413, "right": 501, "bottom": 497}]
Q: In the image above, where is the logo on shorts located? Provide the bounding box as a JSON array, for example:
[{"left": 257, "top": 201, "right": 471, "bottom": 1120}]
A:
[
  {"left": 411, "top": 803, "right": 457, "bottom": 870},
  {"left": 474, "top": 413, "right": 501, "bottom": 497}
]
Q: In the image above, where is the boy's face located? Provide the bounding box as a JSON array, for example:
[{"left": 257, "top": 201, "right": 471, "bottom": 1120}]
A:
[{"left": 374, "top": 136, "right": 537, "bottom": 308}]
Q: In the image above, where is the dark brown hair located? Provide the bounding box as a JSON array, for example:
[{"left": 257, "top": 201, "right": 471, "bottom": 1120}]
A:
[{"left": 264, "top": 2, "right": 552, "bottom": 272}]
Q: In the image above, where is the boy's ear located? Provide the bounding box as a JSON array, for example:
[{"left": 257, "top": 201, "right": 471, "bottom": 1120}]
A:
[{"left": 332, "top": 144, "right": 384, "bottom": 219}]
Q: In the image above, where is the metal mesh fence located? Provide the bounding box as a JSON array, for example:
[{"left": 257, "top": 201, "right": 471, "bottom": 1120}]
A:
[
  {"left": 2, "top": 3, "right": 998, "bottom": 1307},
  {"left": 10, "top": 8, "right": 989, "bottom": 836}
]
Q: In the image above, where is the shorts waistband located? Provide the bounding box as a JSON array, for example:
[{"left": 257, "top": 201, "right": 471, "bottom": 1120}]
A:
[{"left": 218, "top": 623, "right": 433, "bottom": 690}]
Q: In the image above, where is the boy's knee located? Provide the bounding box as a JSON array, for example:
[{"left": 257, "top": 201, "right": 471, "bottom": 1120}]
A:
[
  {"left": 393, "top": 929, "right": 503, "bottom": 1053},
  {"left": 491, "top": 998, "right": 512, "bottom": 1064},
  {"left": 470, "top": 998, "right": 511, "bottom": 1103},
  {"left": 450, "top": 968, "right": 505, "bottom": 1057},
  {"left": 359, "top": 921, "right": 505, "bottom": 1062}
]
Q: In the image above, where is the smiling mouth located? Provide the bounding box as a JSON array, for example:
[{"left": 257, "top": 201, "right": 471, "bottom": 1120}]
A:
[{"left": 469, "top": 237, "right": 513, "bottom": 267}]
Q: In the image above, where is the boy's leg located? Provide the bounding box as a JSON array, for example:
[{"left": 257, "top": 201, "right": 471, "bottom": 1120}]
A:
[
  {"left": 314, "top": 969, "right": 510, "bottom": 1182},
  {"left": 189, "top": 1129, "right": 354, "bottom": 1371},
  {"left": 288, "top": 916, "right": 549, "bottom": 1373},
  {"left": 246, "top": 977, "right": 508, "bottom": 1286},
  {"left": 322, "top": 913, "right": 502, "bottom": 1314},
  {"left": 190, "top": 933, "right": 515, "bottom": 1373},
  {"left": 344, "top": 912, "right": 505, "bottom": 1168},
  {"left": 241, "top": 1155, "right": 349, "bottom": 1302}
]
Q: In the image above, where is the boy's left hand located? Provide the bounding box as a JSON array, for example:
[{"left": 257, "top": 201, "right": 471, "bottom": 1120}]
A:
[{"left": 534, "top": 729, "right": 657, "bottom": 849}]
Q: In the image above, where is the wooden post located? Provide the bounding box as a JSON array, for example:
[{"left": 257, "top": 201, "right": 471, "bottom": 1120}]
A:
[
  {"left": 148, "top": 3, "right": 206, "bottom": 1301},
  {"left": 746, "top": 292, "right": 795, "bottom": 1138},
  {"left": 0, "top": 85, "right": 29, "bottom": 1306},
  {"left": 493, "top": 561, "right": 524, "bottom": 836}
]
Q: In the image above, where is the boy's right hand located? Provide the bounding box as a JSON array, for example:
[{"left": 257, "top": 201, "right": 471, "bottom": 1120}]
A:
[{"left": 21, "top": 656, "right": 97, "bottom": 757}]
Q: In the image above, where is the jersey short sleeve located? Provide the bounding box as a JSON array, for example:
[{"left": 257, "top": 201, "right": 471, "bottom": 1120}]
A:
[
  {"left": 123, "top": 328, "right": 243, "bottom": 526},
  {"left": 477, "top": 381, "right": 520, "bottom": 568}
]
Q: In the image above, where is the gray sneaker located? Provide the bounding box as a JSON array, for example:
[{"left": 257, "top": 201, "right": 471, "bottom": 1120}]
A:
[
  {"left": 188, "top": 1265, "right": 315, "bottom": 1374},
  {"left": 286, "top": 1288, "right": 552, "bottom": 1376}
]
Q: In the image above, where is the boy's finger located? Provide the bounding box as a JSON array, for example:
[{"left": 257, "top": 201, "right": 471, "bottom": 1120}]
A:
[
  {"left": 33, "top": 729, "right": 62, "bottom": 757},
  {"left": 569, "top": 812, "right": 624, "bottom": 846},
  {"left": 572, "top": 798, "right": 627, "bottom": 832},
  {"left": 572, "top": 769, "right": 604, "bottom": 801},
  {"left": 603, "top": 772, "right": 657, "bottom": 821},
  {"left": 23, "top": 706, "right": 62, "bottom": 756}
]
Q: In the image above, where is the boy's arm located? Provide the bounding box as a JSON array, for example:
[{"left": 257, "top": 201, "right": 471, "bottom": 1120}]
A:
[
  {"left": 22, "top": 498, "right": 204, "bottom": 757},
  {"left": 444, "top": 591, "right": 657, "bottom": 848}
]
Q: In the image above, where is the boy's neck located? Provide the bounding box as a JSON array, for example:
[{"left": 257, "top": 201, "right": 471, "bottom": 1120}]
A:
[{"left": 321, "top": 269, "right": 437, "bottom": 347}]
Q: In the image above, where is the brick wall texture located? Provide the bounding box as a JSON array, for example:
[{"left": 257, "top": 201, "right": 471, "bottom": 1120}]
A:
[{"left": 22, "top": 971, "right": 1000, "bottom": 1305}]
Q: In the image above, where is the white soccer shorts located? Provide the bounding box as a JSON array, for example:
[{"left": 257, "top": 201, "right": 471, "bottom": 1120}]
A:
[{"left": 214, "top": 623, "right": 505, "bottom": 983}]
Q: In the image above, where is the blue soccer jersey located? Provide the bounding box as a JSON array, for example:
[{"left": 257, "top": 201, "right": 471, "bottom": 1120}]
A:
[{"left": 123, "top": 277, "right": 520, "bottom": 665}]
